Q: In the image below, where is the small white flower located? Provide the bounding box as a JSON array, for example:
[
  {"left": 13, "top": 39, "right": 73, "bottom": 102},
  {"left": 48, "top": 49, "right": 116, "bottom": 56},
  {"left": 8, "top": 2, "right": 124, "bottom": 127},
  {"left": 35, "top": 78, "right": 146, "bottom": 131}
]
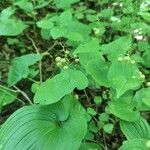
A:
[
  {"left": 119, "top": 3, "right": 123, "bottom": 7},
  {"left": 133, "top": 29, "right": 139, "bottom": 33},
  {"left": 134, "top": 35, "right": 143, "bottom": 41}
]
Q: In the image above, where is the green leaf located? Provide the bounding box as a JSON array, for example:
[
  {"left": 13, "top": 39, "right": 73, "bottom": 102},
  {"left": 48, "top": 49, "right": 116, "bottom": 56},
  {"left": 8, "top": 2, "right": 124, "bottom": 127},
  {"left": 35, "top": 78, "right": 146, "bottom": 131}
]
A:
[
  {"left": 120, "top": 117, "right": 150, "bottom": 140},
  {"left": 86, "top": 59, "right": 110, "bottom": 87},
  {"left": 74, "top": 39, "right": 100, "bottom": 54},
  {"left": 134, "top": 88, "right": 150, "bottom": 107},
  {"left": 36, "top": 19, "right": 54, "bottom": 29},
  {"left": 0, "top": 7, "right": 15, "bottom": 19},
  {"left": 109, "top": 99, "right": 140, "bottom": 121},
  {"left": 14, "top": 0, "right": 33, "bottom": 12},
  {"left": 50, "top": 26, "right": 66, "bottom": 39},
  {"left": 103, "top": 123, "right": 114, "bottom": 134},
  {"left": 0, "top": 95, "right": 87, "bottom": 150},
  {"left": 8, "top": 54, "right": 42, "bottom": 87},
  {"left": 79, "top": 142, "right": 102, "bottom": 150},
  {"left": 119, "top": 139, "right": 148, "bottom": 150},
  {"left": 100, "top": 36, "right": 132, "bottom": 60},
  {"left": 108, "top": 60, "right": 142, "bottom": 98},
  {"left": 0, "top": 19, "right": 27, "bottom": 36},
  {"left": 0, "top": 87, "right": 17, "bottom": 107},
  {"left": 55, "top": 0, "right": 80, "bottom": 9},
  {"left": 34, "top": 69, "right": 88, "bottom": 105}
]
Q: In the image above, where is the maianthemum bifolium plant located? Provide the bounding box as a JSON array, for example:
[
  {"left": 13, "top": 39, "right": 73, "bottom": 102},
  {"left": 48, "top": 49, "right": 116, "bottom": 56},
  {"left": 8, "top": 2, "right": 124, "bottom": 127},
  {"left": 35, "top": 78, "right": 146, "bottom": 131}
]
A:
[{"left": 0, "top": 0, "right": 150, "bottom": 149}]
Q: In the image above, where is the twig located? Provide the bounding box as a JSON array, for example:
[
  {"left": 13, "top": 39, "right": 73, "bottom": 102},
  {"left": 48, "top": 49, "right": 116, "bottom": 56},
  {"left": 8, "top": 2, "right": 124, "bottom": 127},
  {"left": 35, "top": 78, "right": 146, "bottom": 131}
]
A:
[
  {"left": 13, "top": 86, "right": 33, "bottom": 104},
  {"left": 45, "top": 41, "right": 58, "bottom": 53},
  {"left": 0, "top": 84, "right": 25, "bottom": 105},
  {"left": 28, "top": 36, "right": 43, "bottom": 84}
]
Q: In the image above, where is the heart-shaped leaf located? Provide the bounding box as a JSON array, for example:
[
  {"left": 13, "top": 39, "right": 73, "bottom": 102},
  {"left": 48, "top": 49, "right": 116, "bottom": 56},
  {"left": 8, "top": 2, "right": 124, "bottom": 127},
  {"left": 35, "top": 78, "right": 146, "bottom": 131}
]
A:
[
  {"left": 0, "top": 95, "right": 87, "bottom": 150},
  {"left": 8, "top": 54, "right": 42, "bottom": 87},
  {"left": 108, "top": 60, "right": 142, "bottom": 98},
  {"left": 34, "top": 69, "right": 88, "bottom": 105},
  {"left": 109, "top": 99, "right": 140, "bottom": 121},
  {"left": 119, "top": 139, "right": 148, "bottom": 150},
  {"left": 120, "top": 117, "right": 150, "bottom": 140}
]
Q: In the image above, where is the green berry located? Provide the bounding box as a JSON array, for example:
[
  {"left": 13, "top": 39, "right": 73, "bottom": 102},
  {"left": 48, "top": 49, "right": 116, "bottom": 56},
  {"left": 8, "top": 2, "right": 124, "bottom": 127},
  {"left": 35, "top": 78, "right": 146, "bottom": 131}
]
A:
[
  {"left": 57, "top": 62, "right": 62, "bottom": 67},
  {"left": 124, "top": 56, "right": 130, "bottom": 61},
  {"left": 140, "top": 74, "right": 145, "bottom": 79},
  {"left": 60, "top": 58, "right": 67, "bottom": 64},
  {"left": 63, "top": 65, "right": 69, "bottom": 70},
  {"left": 55, "top": 57, "right": 61, "bottom": 62},
  {"left": 73, "top": 55, "right": 77, "bottom": 58},
  {"left": 65, "top": 50, "right": 69, "bottom": 55}
]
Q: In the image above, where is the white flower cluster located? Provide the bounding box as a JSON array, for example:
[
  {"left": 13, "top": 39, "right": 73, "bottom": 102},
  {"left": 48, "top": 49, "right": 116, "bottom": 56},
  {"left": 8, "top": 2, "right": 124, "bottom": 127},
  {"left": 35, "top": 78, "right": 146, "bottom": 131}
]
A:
[
  {"left": 132, "top": 28, "right": 146, "bottom": 41},
  {"left": 140, "top": 0, "right": 150, "bottom": 12}
]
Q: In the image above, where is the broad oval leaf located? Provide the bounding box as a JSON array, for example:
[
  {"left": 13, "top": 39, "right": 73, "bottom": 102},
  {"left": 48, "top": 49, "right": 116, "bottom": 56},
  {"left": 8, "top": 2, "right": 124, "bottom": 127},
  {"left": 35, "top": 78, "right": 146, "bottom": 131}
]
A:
[
  {"left": 55, "top": 0, "right": 80, "bottom": 9},
  {"left": 120, "top": 117, "right": 150, "bottom": 140},
  {"left": 134, "top": 88, "right": 150, "bottom": 107},
  {"left": 79, "top": 142, "right": 102, "bottom": 150},
  {"left": 74, "top": 39, "right": 100, "bottom": 54},
  {"left": 119, "top": 139, "right": 148, "bottom": 150},
  {"left": 0, "top": 95, "right": 87, "bottom": 150},
  {"left": 100, "top": 36, "right": 132, "bottom": 60},
  {"left": 0, "top": 87, "right": 17, "bottom": 107},
  {"left": 109, "top": 99, "right": 140, "bottom": 121},
  {"left": 34, "top": 69, "right": 88, "bottom": 105},
  {"left": 86, "top": 59, "right": 110, "bottom": 87},
  {"left": 7, "top": 54, "right": 42, "bottom": 87},
  {"left": 108, "top": 60, "right": 142, "bottom": 98},
  {"left": 0, "top": 19, "right": 27, "bottom": 36}
]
